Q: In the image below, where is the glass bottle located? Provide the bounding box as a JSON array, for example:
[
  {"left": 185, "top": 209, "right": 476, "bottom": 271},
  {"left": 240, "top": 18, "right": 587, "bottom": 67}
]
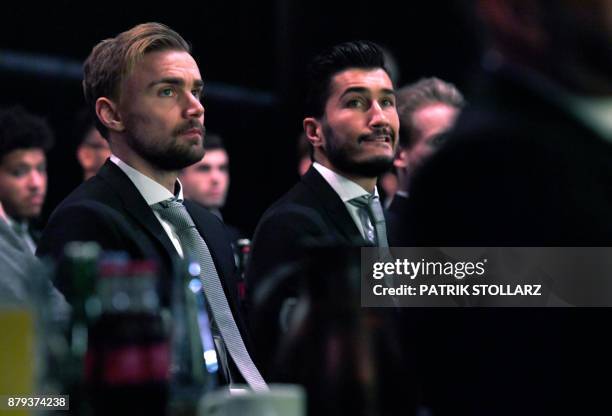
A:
[
  {"left": 87, "top": 257, "right": 169, "bottom": 416},
  {"left": 167, "top": 257, "right": 219, "bottom": 416}
]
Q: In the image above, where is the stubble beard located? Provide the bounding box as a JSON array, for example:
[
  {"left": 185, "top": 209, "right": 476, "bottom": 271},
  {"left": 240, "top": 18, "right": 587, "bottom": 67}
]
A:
[
  {"left": 322, "top": 123, "right": 394, "bottom": 178},
  {"left": 125, "top": 116, "right": 206, "bottom": 171}
]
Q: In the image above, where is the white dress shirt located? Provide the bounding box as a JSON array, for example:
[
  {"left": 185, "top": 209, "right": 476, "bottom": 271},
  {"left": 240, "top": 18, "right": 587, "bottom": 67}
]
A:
[
  {"left": 312, "top": 162, "right": 379, "bottom": 240},
  {"left": 110, "top": 155, "right": 185, "bottom": 257}
]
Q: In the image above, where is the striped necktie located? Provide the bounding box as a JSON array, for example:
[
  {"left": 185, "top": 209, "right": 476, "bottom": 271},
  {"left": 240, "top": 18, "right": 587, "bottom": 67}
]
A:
[
  {"left": 348, "top": 194, "right": 389, "bottom": 247},
  {"left": 153, "top": 199, "right": 268, "bottom": 391}
]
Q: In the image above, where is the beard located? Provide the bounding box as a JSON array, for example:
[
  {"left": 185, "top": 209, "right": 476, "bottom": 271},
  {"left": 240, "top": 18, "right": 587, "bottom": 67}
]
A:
[
  {"left": 125, "top": 115, "right": 206, "bottom": 171},
  {"left": 323, "top": 123, "right": 394, "bottom": 178}
]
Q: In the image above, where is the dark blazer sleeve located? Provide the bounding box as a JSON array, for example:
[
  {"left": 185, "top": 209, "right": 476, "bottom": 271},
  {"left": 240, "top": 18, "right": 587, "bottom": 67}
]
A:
[
  {"left": 37, "top": 200, "right": 158, "bottom": 294},
  {"left": 386, "top": 194, "right": 409, "bottom": 246},
  {"left": 246, "top": 203, "right": 332, "bottom": 298},
  {"left": 38, "top": 200, "right": 155, "bottom": 260}
]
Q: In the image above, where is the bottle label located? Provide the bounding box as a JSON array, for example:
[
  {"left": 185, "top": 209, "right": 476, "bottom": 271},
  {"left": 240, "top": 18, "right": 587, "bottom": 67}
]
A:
[{"left": 103, "top": 342, "right": 169, "bottom": 384}]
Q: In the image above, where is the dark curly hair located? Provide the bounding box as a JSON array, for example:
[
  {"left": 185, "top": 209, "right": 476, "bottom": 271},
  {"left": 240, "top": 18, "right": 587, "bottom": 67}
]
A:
[{"left": 0, "top": 106, "right": 54, "bottom": 162}]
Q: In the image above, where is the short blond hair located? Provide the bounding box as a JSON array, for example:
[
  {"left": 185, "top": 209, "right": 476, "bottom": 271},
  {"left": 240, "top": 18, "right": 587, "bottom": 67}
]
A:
[
  {"left": 82, "top": 22, "right": 191, "bottom": 138},
  {"left": 397, "top": 77, "right": 464, "bottom": 148}
]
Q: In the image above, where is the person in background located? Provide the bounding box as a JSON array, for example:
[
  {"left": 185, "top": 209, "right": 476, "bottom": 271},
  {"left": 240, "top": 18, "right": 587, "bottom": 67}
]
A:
[
  {"left": 75, "top": 110, "right": 111, "bottom": 181},
  {"left": 180, "top": 132, "right": 229, "bottom": 219},
  {"left": 0, "top": 200, "right": 69, "bottom": 321},
  {"left": 180, "top": 132, "right": 243, "bottom": 241},
  {"left": 0, "top": 106, "right": 54, "bottom": 254},
  {"left": 386, "top": 77, "right": 464, "bottom": 244},
  {"left": 296, "top": 132, "right": 312, "bottom": 177},
  {"left": 180, "top": 132, "right": 248, "bottom": 305}
]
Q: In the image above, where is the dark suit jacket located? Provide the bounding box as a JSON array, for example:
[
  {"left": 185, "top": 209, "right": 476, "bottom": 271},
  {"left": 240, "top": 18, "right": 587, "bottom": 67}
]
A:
[
  {"left": 402, "top": 67, "right": 612, "bottom": 415},
  {"left": 246, "top": 166, "right": 369, "bottom": 292},
  {"left": 245, "top": 166, "right": 374, "bottom": 374},
  {"left": 37, "top": 160, "right": 250, "bottom": 380},
  {"left": 385, "top": 193, "right": 408, "bottom": 246}
]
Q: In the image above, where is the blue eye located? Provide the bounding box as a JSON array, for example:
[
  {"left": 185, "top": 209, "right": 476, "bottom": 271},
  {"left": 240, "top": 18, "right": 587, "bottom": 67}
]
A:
[{"left": 159, "top": 88, "right": 175, "bottom": 97}]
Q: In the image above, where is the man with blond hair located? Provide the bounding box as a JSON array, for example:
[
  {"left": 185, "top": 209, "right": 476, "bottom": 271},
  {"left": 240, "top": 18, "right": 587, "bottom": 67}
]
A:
[{"left": 38, "top": 23, "right": 265, "bottom": 390}]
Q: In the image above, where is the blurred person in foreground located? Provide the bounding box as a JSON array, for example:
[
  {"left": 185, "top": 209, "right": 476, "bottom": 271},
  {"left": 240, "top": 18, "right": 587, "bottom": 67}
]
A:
[
  {"left": 0, "top": 106, "right": 54, "bottom": 254},
  {"left": 0, "top": 201, "right": 69, "bottom": 321},
  {"left": 406, "top": 0, "right": 612, "bottom": 245},
  {"left": 403, "top": 1, "right": 612, "bottom": 414},
  {"left": 296, "top": 132, "right": 312, "bottom": 177}
]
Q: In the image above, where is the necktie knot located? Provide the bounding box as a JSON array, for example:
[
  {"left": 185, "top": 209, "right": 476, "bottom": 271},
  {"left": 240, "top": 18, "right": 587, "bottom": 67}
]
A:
[
  {"left": 152, "top": 199, "right": 195, "bottom": 231},
  {"left": 348, "top": 193, "right": 388, "bottom": 247},
  {"left": 349, "top": 194, "right": 385, "bottom": 223},
  {"left": 349, "top": 194, "right": 374, "bottom": 208}
]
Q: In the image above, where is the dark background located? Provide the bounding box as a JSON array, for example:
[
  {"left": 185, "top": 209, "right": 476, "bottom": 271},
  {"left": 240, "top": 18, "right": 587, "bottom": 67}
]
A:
[{"left": 0, "top": 0, "right": 480, "bottom": 234}]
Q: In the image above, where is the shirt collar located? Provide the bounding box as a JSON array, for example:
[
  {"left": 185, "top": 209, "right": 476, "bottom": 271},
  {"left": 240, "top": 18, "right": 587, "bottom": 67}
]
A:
[
  {"left": 312, "top": 162, "right": 378, "bottom": 202},
  {"left": 110, "top": 154, "right": 184, "bottom": 205},
  {"left": 5, "top": 216, "right": 28, "bottom": 233}
]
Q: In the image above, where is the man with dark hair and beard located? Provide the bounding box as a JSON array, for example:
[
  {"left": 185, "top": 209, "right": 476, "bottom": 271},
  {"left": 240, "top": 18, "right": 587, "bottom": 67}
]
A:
[
  {"left": 246, "top": 40, "right": 399, "bottom": 307},
  {"left": 38, "top": 23, "right": 265, "bottom": 389},
  {"left": 243, "top": 43, "right": 410, "bottom": 406}
]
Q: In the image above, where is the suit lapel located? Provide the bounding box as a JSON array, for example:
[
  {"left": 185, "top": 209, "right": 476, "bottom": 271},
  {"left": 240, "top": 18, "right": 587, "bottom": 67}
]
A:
[
  {"left": 301, "top": 167, "right": 368, "bottom": 244},
  {"left": 185, "top": 201, "right": 230, "bottom": 274},
  {"left": 97, "top": 160, "right": 179, "bottom": 258}
]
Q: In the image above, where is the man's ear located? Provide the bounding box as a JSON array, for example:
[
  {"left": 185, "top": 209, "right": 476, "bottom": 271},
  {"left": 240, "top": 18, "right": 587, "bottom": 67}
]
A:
[
  {"left": 76, "top": 145, "right": 91, "bottom": 170},
  {"left": 303, "top": 117, "right": 324, "bottom": 149},
  {"left": 393, "top": 147, "right": 408, "bottom": 169},
  {"left": 96, "top": 97, "right": 125, "bottom": 133}
]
